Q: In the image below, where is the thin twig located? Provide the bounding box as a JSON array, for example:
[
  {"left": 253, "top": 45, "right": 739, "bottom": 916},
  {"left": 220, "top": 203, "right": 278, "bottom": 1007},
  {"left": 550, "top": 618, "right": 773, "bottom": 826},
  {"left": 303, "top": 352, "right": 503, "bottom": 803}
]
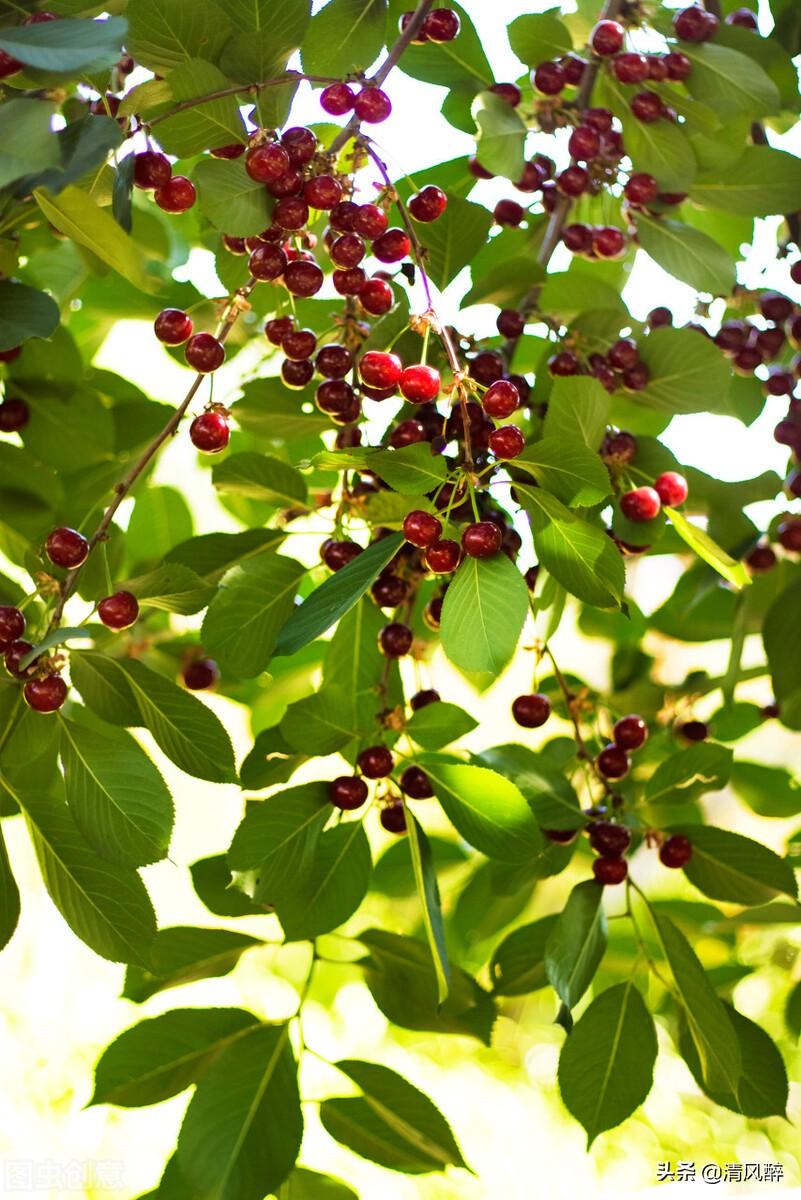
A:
[{"left": 146, "top": 73, "right": 343, "bottom": 130}]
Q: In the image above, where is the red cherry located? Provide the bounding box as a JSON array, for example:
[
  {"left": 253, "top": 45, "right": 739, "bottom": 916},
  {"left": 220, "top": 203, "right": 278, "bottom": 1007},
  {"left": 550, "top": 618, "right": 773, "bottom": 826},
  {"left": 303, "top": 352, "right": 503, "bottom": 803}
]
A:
[
  {"left": 593, "top": 857, "right": 628, "bottom": 885},
  {"left": 468, "top": 157, "right": 494, "bottom": 180},
  {"left": 410, "top": 688, "right": 441, "bottom": 710},
  {"left": 422, "top": 597, "right": 443, "bottom": 629},
  {"left": 379, "top": 622, "right": 413, "bottom": 658},
  {"left": 133, "top": 151, "right": 171, "bottom": 190},
  {"left": 648, "top": 56, "right": 669, "bottom": 81},
  {"left": 624, "top": 172, "right": 658, "bottom": 205},
  {"left": 265, "top": 316, "right": 294, "bottom": 346},
  {"left": 0, "top": 397, "right": 29, "bottom": 433},
  {"left": 489, "top": 426, "right": 525, "bottom": 459},
  {"left": 98, "top": 591, "right": 139, "bottom": 630},
  {"left": 0, "top": 49, "right": 22, "bottom": 79},
  {"left": 403, "top": 510, "right": 442, "bottom": 548},
  {"left": 274, "top": 196, "right": 309, "bottom": 231},
  {"left": 359, "top": 276, "right": 394, "bottom": 315},
  {"left": 210, "top": 143, "right": 245, "bottom": 159},
  {"left": 268, "top": 169, "right": 303, "bottom": 198},
  {"left": 601, "top": 431, "right": 637, "bottom": 463},
  {"left": 316, "top": 380, "right": 357, "bottom": 416},
  {"left": 532, "top": 61, "right": 566, "bottom": 95},
  {"left": 282, "top": 328, "right": 317, "bottom": 360},
  {"left": 583, "top": 106, "right": 614, "bottom": 133},
  {"left": 281, "top": 359, "right": 314, "bottom": 389},
  {"left": 372, "top": 228, "right": 411, "bottom": 262},
  {"left": 371, "top": 573, "right": 408, "bottom": 608},
  {"left": 648, "top": 306, "right": 673, "bottom": 327},
  {"left": 246, "top": 143, "right": 291, "bottom": 183},
  {"left": 360, "top": 351, "right": 402, "bottom": 389},
  {"left": 190, "top": 410, "right": 229, "bottom": 453},
  {"left": 613, "top": 714, "right": 648, "bottom": 751},
  {"left": 321, "top": 539, "right": 362, "bottom": 571},
  {"left": 281, "top": 126, "right": 317, "bottom": 165},
  {"left": 422, "top": 8, "right": 460, "bottom": 41},
  {"left": 284, "top": 260, "right": 324, "bottom": 297},
  {"left": 630, "top": 91, "right": 664, "bottom": 122},
  {"left": 357, "top": 745, "right": 394, "bottom": 779},
  {"left": 482, "top": 380, "right": 519, "bottom": 420},
  {"left": 557, "top": 165, "right": 589, "bottom": 196},
  {"left": 746, "top": 545, "right": 776, "bottom": 572},
  {"left": 593, "top": 226, "right": 626, "bottom": 259},
  {"left": 489, "top": 82, "right": 521, "bottom": 106},
  {"left": 613, "top": 52, "right": 650, "bottom": 83},
  {"left": 589, "top": 821, "right": 632, "bottom": 858},
  {"left": 665, "top": 51, "right": 692, "bottom": 80},
  {"left": 185, "top": 333, "right": 225, "bottom": 373},
  {"left": 315, "top": 344, "right": 353, "bottom": 379},
  {"left": 654, "top": 471, "right": 688, "bottom": 507},
  {"left": 320, "top": 83, "right": 356, "bottom": 115},
  {"left": 493, "top": 199, "right": 525, "bottom": 227},
  {"left": 154, "top": 176, "right": 196, "bottom": 213},
  {"left": 461, "top": 521, "right": 502, "bottom": 558},
  {"left": 673, "top": 5, "right": 718, "bottom": 41},
  {"left": 329, "top": 775, "right": 368, "bottom": 810},
  {"left": 154, "top": 308, "right": 193, "bottom": 345},
  {"left": 425, "top": 539, "right": 462, "bottom": 574},
  {"left": 353, "top": 204, "right": 388, "bottom": 239},
  {"left": 660, "top": 834, "right": 693, "bottom": 868},
  {"left": 46, "top": 527, "right": 89, "bottom": 569},
  {"left": 596, "top": 743, "right": 630, "bottom": 778},
  {"left": 24, "top": 675, "right": 67, "bottom": 713},
  {"left": 332, "top": 267, "right": 367, "bottom": 296},
  {"left": 620, "top": 486, "right": 661, "bottom": 522},
  {"left": 548, "top": 351, "right": 581, "bottom": 376},
  {"left": 512, "top": 693, "right": 551, "bottom": 728},
  {"left": 0, "top": 346, "right": 21, "bottom": 362},
  {"left": 304, "top": 174, "right": 343, "bottom": 210},
  {"left": 568, "top": 125, "right": 600, "bottom": 162},
  {"left": 399, "top": 364, "right": 440, "bottom": 403},
  {"left": 330, "top": 201, "right": 360, "bottom": 232},
  {"left": 330, "top": 233, "right": 366, "bottom": 268},
  {"left": 354, "top": 87, "right": 392, "bottom": 123},
  {"left": 401, "top": 766, "right": 434, "bottom": 799},
  {"left": 380, "top": 804, "right": 407, "bottom": 834},
  {"left": 563, "top": 223, "right": 593, "bottom": 254},
  {"left": 496, "top": 310, "right": 526, "bottom": 339},
  {"left": 0, "top": 606, "right": 25, "bottom": 649},
  {"left": 778, "top": 518, "right": 801, "bottom": 553},
  {"left": 590, "top": 18, "right": 625, "bottom": 55},
  {"left": 183, "top": 658, "right": 219, "bottom": 690},
  {"left": 408, "top": 186, "right": 447, "bottom": 222},
  {"left": 608, "top": 338, "right": 639, "bottom": 370}
]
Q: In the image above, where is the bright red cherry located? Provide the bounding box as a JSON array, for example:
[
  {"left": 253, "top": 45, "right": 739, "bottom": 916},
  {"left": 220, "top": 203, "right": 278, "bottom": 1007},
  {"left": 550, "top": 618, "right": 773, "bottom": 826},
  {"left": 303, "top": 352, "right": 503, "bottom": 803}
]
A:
[
  {"left": 408, "top": 186, "right": 447, "bottom": 222},
  {"left": 330, "top": 233, "right": 366, "bottom": 268},
  {"left": 462, "top": 521, "right": 502, "bottom": 558},
  {"left": 401, "top": 766, "right": 434, "bottom": 799},
  {"left": 358, "top": 277, "right": 393, "bottom": 315},
  {"left": 360, "top": 351, "right": 402, "bottom": 389},
  {"left": 399, "top": 364, "right": 440, "bottom": 402},
  {"left": 185, "top": 333, "right": 225, "bottom": 373},
  {"left": 596, "top": 743, "right": 630, "bottom": 778},
  {"left": 660, "top": 834, "right": 693, "bottom": 868},
  {"left": 620, "top": 487, "right": 661, "bottom": 522},
  {"left": 673, "top": 5, "right": 718, "bottom": 41},
  {"left": 183, "top": 658, "right": 219, "bottom": 690},
  {"left": 379, "top": 622, "right": 413, "bottom": 658},
  {"left": 372, "top": 228, "right": 411, "bottom": 262},
  {"left": 483, "top": 380, "right": 520, "bottom": 419},
  {"left": 425, "top": 539, "right": 462, "bottom": 574},
  {"left": 489, "top": 426, "right": 525, "bottom": 459},
  {"left": 98, "top": 591, "right": 139, "bottom": 630},
  {"left": 24, "top": 675, "right": 67, "bottom": 713},
  {"left": 354, "top": 87, "right": 392, "bottom": 123},
  {"left": 613, "top": 714, "right": 648, "bottom": 751},
  {"left": 422, "top": 8, "right": 460, "bottom": 41},
  {"left": 190, "top": 410, "right": 229, "bottom": 453},
  {"left": 590, "top": 19, "right": 625, "bottom": 56},
  {"left": 320, "top": 83, "right": 355, "bottom": 115},
  {"left": 593, "top": 857, "right": 627, "bottom": 885},
  {"left": 154, "top": 176, "right": 196, "bottom": 213},
  {"left": 624, "top": 172, "right": 658, "bottom": 205},
  {"left": 154, "top": 308, "right": 193, "bottom": 345},
  {"left": 512, "top": 693, "right": 551, "bottom": 728},
  {"left": 133, "top": 151, "right": 171, "bottom": 190},
  {"left": 46, "top": 527, "right": 89, "bottom": 569},
  {"left": 654, "top": 471, "right": 688, "bottom": 507},
  {"left": 532, "top": 61, "right": 566, "bottom": 95},
  {"left": 246, "top": 143, "right": 290, "bottom": 183},
  {"left": 0, "top": 606, "right": 25, "bottom": 649},
  {"left": 353, "top": 204, "right": 388, "bottom": 239},
  {"left": 284, "top": 260, "right": 324, "bottom": 296},
  {"left": 304, "top": 174, "right": 343, "bottom": 210},
  {"left": 613, "top": 52, "right": 649, "bottom": 83},
  {"left": 403, "top": 510, "right": 442, "bottom": 548},
  {"left": 357, "top": 745, "right": 394, "bottom": 779}
]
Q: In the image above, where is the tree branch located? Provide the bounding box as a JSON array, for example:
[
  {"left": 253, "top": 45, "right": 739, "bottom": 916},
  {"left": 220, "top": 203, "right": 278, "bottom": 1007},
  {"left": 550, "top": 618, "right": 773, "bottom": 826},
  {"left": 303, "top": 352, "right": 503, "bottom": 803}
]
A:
[{"left": 146, "top": 73, "right": 343, "bottom": 130}]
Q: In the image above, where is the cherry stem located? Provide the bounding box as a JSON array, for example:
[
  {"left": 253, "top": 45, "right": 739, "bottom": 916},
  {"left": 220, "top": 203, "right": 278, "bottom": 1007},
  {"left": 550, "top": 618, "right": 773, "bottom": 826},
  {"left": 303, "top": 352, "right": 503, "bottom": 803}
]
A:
[
  {"left": 49, "top": 279, "right": 258, "bottom": 629},
  {"left": 144, "top": 72, "right": 343, "bottom": 131}
]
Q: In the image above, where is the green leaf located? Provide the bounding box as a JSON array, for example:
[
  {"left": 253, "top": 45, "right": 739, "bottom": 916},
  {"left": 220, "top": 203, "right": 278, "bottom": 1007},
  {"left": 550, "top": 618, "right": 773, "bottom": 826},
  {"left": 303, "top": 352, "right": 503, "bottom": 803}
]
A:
[
  {"left": 60, "top": 717, "right": 173, "bottom": 868},
  {"left": 666, "top": 507, "right": 750, "bottom": 588},
  {"left": 127, "top": 485, "right": 194, "bottom": 569},
  {"left": 730, "top": 761, "right": 801, "bottom": 818},
  {"left": 671, "top": 825, "right": 798, "bottom": 905},
  {"left": 472, "top": 91, "right": 526, "bottom": 180},
  {"left": 19, "top": 625, "right": 93, "bottom": 670},
  {"left": 440, "top": 553, "right": 528, "bottom": 674},
  {"left": 193, "top": 157, "right": 273, "bottom": 237},
  {"left": 417, "top": 196, "right": 493, "bottom": 290},
  {"left": 122, "top": 926, "right": 262, "bottom": 1002},
  {"left": 301, "top": 0, "right": 386, "bottom": 76},
  {"left": 277, "top": 1169, "right": 357, "bottom": 1200},
  {"left": 517, "top": 486, "right": 625, "bottom": 608},
  {"left": 763, "top": 578, "right": 801, "bottom": 712},
  {"left": 651, "top": 911, "right": 742, "bottom": 1095},
  {"left": 122, "top": 564, "right": 216, "bottom": 615},
  {"left": 623, "top": 115, "right": 697, "bottom": 192},
  {"left": 201, "top": 554, "right": 304, "bottom": 677},
  {"left": 678, "top": 1003, "right": 788, "bottom": 1118},
  {"left": 359, "top": 929, "right": 496, "bottom": 1043},
  {"left": 276, "top": 822, "right": 372, "bottom": 941},
  {"left": 388, "top": 0, "right": 491, "bottom": 92},
  {"left": 645, "top": 743, "right": 733, "bottom": 805},
  {"left": 507, "top": 11, "right": 572, "bottom": 64},
  {"left": 538, "top": 270, "right": 628, "bottom": 323},
  {"left": 406, "top": 702, "right": 477, "bottom": 750},
  {"left": 212, "top": 452, "right": 308, "bottom": 507},
  {"left": 227, "top": 781, "right": 330, "bottom": 905},
  {"left": 490, "top": 915, "right": 558, "bottom": 996},
  {"left": 126, "top": 0, "right": 233, "bottom": 74},
  {"left": 280, "top": 687, "right": 376, "bottom": 756},
  {"left": 405, "top": 812, "right": 450, "bottom": 1004},
  {"left": 9, "top": 781, "right": 156, "bottom": 966},
  {"left": 366, "top": 443, "right": 446, "bottom": 494},
  {"left": 166, "top": 529, "right": 282, "bottom": 583},
  {"left": 683, "top": 42, "right": 781, "bottom": 118},
  {"left": 558, "top": 981, "right": 657, "bottom": 1146},
  {"left": 787, "top": 979, "right": 801, "bottom": 1040},
  {"left": 543, "top": 376, "right": 610, "bottom": 449},
  {"left": 545, "top": 880, "right": 607, "bottom": 1010},
  {"left": 239, "top": 726, "right": 308, "bottom": 792},
  {"left": 0, "top": 824, "right": 20, "bottom": 953},
  {"left": 635, "top": 214, "right": 736, "bottom": 296},
  {"left": 0, "top": 280, "right": 60, "bottom": 352},
  {"left": 190, "top": 855, "right": 262, "bottom": 917},
  {"left": 419, "top": 759, "right": 544, "bottom": 863},
  {"left": 34, "top": 185, "right": 159, "bottom": 294},
  {"left": 0, "top": 99, "right": 59, "bottom": 192},
  {"left": 476, "top": 743, "right": 584, "bottom": 830},
  {"left": 219, "top": 0, "right": 310, "bottom": 81},
  {"left": 690, "top": 146, "right": 801, "bottom": 216},
  {"left": 0, "top": 16, "right": 126, "bottom": 72},
  {"left": 516, "top": 437, "right": 611, "bottom": 506},
  {"left": 636, "top": 326, "right": 733, "bottom": 414},
  {"left": 70, "top": 651, "right": 141, "bottom": 727},
  {"left": 274, "top": 532, "right": 404, "bottom": 657},
  {"left": 91, "top": 1007, "right": 260, "bottom": 1107},
  {"left": 152, "top": 60, "right": 245, "bottom": 158},
  {"left": 177, "top": 1023, "right": 302, "bottom": 1200},
  {"left": 320, "top": 1060, "right": 467, "bottom": 1174}
]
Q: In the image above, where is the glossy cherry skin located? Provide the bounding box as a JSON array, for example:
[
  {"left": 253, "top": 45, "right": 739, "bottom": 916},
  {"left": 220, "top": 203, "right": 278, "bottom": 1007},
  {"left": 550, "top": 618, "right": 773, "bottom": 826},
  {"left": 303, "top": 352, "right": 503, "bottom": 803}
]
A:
[
  {"left": 593, "top": 856, "right": 628, "bottom": 885},
  {"left": 372, "top": 229, "right": 411, "bottom": 262},
  {"left": 354, "top": 204, "right": 389, "bottom": 239},
  {"left": 490, "top": 82, "right": 521, "bottom": 106},
  {"left": 24, "top": 675, "right": 68, "bottom": 713},
  {"left": 589, "top": 821, "right": 632, "bottom": 858},
  {"left": 185, "top": 334, "right": 225, "bottom": 373},
  {"left": 673, "top": 5, "right": 717, "bottom": 41},
  {"left": 321, "top": 539, "right": 362, "bottom": 571},
  {"left": 379, "top": 622, "right": 413, "bottom": 658},
  {"left": 424, "top": 539, "right": 462, "bottom": 574},
  {"left": 400, "top": 364, "right": 440, "bottom": 402},
  {"left": 380, "top": 804, "right": 407, "bottom": 834},
  {"left": 624, "top": 173, "right": 658, "bottom": 205},
  {"left": 190, "top": 410, "right": 229, "bottom": 453},
  {"left": 512, "top": 693, "right": 551, "bottom": 728},
  {"left": 462, "top": 521, "right": 502, "bottom": 558},
  {"left": 154, "top": 308, "right": 193, "bottom": 345},
  {"left": 483, "top": 380, "right": 519, "bottom": 419},
  {"left": 354, "top": 87, "right": 392, "bottom": 123},
  {"left": 596, "top": 743, "right": 630, "bottom": 779},
  {"left": 613, "top": 714, "right": 648, "bottom": 751},
  {"left": 630, "top": 91, "right": 664, "bottom": 122},
  {"left": 0, "top": 606, "right": 25, "bottom": 649},
  {"left": 660, "top": 834, "right": 693, "bottom": 868},
  {"left": 532, "top": 61, "right": 565, "bottom": 95},
  {"left": 423, "top": 8, "right": 461, "bottom": 41},
  {"left": 403, "top": 510, "right": 442, "bottom": 548},
  {"left": 316, "top": 344, "right": 353, "bottom": 379},
  {"left": 282, "top": 328, "right": 316, "bottom": 360},
  {"left": 360, "top": 351, "right": 402, "bottom": 389},
  {"left": 304, "top": 174, "right": 343, "bottom": 210},
  {"left": 613, "top": 52, "right": 649, "bottom": 83},
  {"left": 154, "top": 176, "right": 196, "bottom": 213},
  {"left": 183, "top": 658, "right": 219, "bottom": 690},
  {"left": 246, "top": 143, "right": 291, "bottom": 183},
  {"left": 360, "top": 277, "right": 394, "bottom": 316},
  {"left": 590, "top": 18, "right": 624, "bottom": 55},
  {"left": 489, "top": 426, "right": 525, "bottom": 459},
  {"left": 46, "top": 527, "right": 89, "bottom": 569},
  {"left": 654, "top": 471, "right": 688, "bottom": 507},
  {"left": 357, "top": 745, "right": 394, "bottom": 779},
  {"left": 371, "top": 573, "right": 407, "bottom": 608},
  {"left": 400, "top": 766, "right": 434, "bottom": 799},
  {"left": 281, "top": 126, "right": 317, "bottom": 165},
  {"left": 408, "top": 186, "right": 447, "bottom": 222},
  {"left": 98, "top": 591, "right": 140, "bottom": 630},
  {"left": 282, "top": 359, "right": 314, "bottom": 389},
  {"left": 493, "top": 199, "right": 525, "bottom": 227},
  {"left": 284, "top": 260, "right": 324, "bottom": 297},
  {"left": 133, "top": 151, "right": 171, "bottom": 190},
  {"left": 5, "top": 640, "right": 37, "bottom": 678},
  {"left": 320, "top": 83, "right": 356, "bottom": 115},
  {"left": 330, "top": 776, "right": 369, "bottom": 810},
  {"left": 620, "top": 487, "right": 661, "bottom": 522}
]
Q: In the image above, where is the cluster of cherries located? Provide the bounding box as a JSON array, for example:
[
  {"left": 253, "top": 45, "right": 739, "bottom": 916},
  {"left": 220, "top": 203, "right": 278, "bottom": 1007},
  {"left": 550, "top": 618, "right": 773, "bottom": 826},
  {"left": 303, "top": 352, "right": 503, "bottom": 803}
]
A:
[{"left": 582, "top": 818, "right": 693, "bottom": 886}]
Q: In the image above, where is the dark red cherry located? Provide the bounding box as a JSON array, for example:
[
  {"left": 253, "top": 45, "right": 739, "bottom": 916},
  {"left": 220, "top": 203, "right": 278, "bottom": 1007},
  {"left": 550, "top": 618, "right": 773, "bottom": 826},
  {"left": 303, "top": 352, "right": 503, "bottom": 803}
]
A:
[
  {"left": 589, "top": 821, "right": 632, "bottom": 858},
  {"left": 154, "top": 176, "right": 196, "bottom": 213},
  {"left": 284, "top": 260, "right": 324, "bottom": 297},
  {"left": 185, "top": 333, "right": 225, "bottom": 373},
  {"left": 678, "top": 719, "right": 708, "bottom": 742},
  {"left": 613, "top": 714, "right": 648, "bottom": 751},
  {"left": 321, "top": 539, "right": 362, "bottom": 571},
  {"left": 190, "top": 410, "right": 229, "bottom": 453},
  {"left": 424, "top": 539, "right": 462, "bottom": 574},
  {"left": 380, "top": 803, "right": 407, "bottom": 834},
  {"left": 596, "top": 743, "right": 630, "bottom": 778},
  {"left": 660, "top": 834, "right": 693, "bottom": 868},
  {"left": 246, "top": 143, "right": 290, "bottom": 183},
  {"left": 410, "top": 688, "right": 440, "bottom": 710},
  {"left": 183, "top": 658, "right": 219, "bottom": 690},
  {"left": 98, "top": 590, "right": 140, "bottom": 630},
  {"left": 154, "top": 308, "right": 193, "bottom": 345},
  {"left": 46, "top": 527, "right": 89, "bottom": 569},
  {"left": 512, "top": 693, "right": 551, "bottom": 728},
  {"left": 24, "top": 675, "right": 67, "bottom": 713},
  {"left": 330, "top": 776, "right": 369, "bottom": 810},
  {"left": 488, "top": 426, "right": 525, "bottom": 459},
  {"left": 133, "top": 151, "right": 171, "bottom": 190},
  {"left": 357, "top": 745, "right": 394, "bottom": 779},
  {"left": 593, "top": 856, "right": 628, "bottom": 885},
  {"left": 400, "top": 766, "right": 434, "bottom": 799},
  {"left": 590, "top": 18, "right": 624, "bottom": 55},
  {"left": 379, "top": 622, "right": 413, "bottom": 658},
  {"left": 0, "top": 397, "right": 29, "bottom": 433},
  {"left": 0, "top": 606, "right": 25, "bottom": 649},
  {"left": 462, "top": 521, "right": 502, "bottom": 558},
  {"left": 403, "top": 510, "right": 442, "bottom": 548}
]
